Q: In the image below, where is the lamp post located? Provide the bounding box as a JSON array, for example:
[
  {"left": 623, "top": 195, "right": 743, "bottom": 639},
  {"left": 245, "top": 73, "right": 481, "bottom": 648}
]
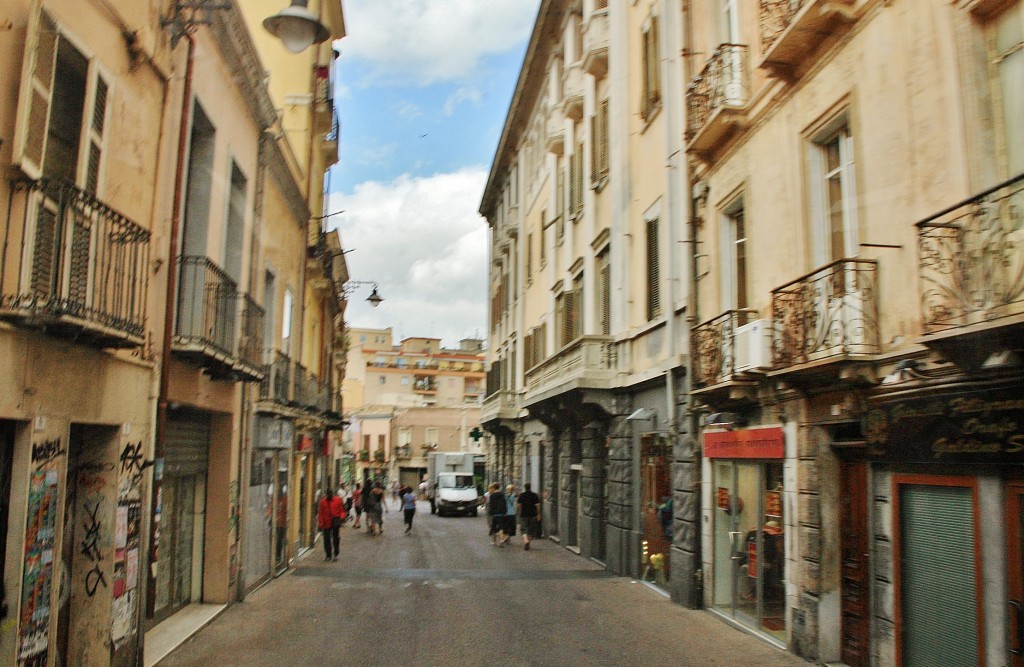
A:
[
  {"left": 343, "top": 280, "right": 384, "bottom": 308},
  {"left": 262, "top": 0, "right": 330, "bottom": 53}
]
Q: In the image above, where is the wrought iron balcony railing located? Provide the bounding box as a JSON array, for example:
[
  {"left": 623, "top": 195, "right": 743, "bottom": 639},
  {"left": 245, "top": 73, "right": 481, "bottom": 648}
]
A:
[
  {"left": 235, "top": 294, "right": 265, "bottom": 379},
  {"left": 0, "top": 178, "right": 150, "bottom": 347},
  {"left": 692, "top": 309, "right": 759, "bottom": 386},
  {"left": 259, "top": 351, "right": 294, "bottom": 404},
  {"left": 686, "top": 44, "right": 749, "bottom": 144},
  {"left": 174, "top": 255, "right": 238, "bottom": 360},
  {"left": 771, "top": 259, "right": 880, "bottom": 368},
  {"left": 918, "top": 173, "right": 1024, "bottom": 333},
  {"left": 759, "top": 0, "right": 855, "bottom": 73}
]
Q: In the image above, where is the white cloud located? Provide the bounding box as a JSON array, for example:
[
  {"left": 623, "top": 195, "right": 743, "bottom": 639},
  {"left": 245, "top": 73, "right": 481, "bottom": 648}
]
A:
[
  {"left": 443, "top": 86, "right": 483, "bottom": 116},
  {"left": 339, "top": 0, "right": 540, "bottom": 85},
  {"left": 394, "top": 100, "right": 423, "bottom": 120},
  {"left": 327, "top": 168, "right": 489, "bottom": 347}
]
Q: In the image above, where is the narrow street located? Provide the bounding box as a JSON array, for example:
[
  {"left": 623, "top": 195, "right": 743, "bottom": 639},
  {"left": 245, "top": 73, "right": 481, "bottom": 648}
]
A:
[{"left": 158, "top": 501, "right": 807, "bottom": 667}]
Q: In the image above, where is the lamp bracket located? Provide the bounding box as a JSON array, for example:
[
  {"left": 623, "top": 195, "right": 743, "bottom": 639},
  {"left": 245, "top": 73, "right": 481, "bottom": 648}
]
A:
[{"left": 161, "top": 1, "right": 232, "bottom": 47}]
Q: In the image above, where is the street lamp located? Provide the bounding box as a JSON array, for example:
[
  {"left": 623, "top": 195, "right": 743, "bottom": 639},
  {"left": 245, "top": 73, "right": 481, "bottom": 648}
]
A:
[
  {"left": 263, "top": 0, "right": 330, "bottom": 53},
  {"left": 343, "top": 280, "right": 384, "bottom": 308}
]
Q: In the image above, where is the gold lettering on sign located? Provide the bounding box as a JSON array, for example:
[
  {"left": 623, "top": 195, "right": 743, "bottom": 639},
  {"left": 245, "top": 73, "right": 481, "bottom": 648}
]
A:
[{"left": 960, "top": 418, "right": 1018, "bottom": 439}]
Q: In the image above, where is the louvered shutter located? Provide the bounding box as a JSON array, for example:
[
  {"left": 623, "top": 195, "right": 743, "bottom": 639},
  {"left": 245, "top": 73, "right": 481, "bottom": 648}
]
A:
[
  {"left": 84, "top": 74, "right": 109, "bottom": 195},
  {"left": 14, "top": 8, "right": 59, "bottom": 179},
  {"left": 563, "top": 290, "right": 577, "bottom": 345},
  {"left": 898, "top": 483, "right": 979, "bottom": 667},
  {"left": 598, "top": 99, "right": 609, "bottom": 179},
  {"left": 647, "top": 218, "right": 661, "bottom": 319},
  {"left": 601, "top": 259, "right": 611, "bottom": 335},
  {"left": 573, "top": 145, "right": 584, "bottom": 215}
]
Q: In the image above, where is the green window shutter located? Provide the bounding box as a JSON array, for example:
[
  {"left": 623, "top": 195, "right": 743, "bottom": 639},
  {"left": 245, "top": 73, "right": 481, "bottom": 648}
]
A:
[{"left": 899, "top": 484, "right": 979, "bottom": 667}]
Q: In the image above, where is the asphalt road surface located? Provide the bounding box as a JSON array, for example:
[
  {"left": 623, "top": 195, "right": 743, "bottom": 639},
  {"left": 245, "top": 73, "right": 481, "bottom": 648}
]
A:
[{"left": 158, "top": 501, "right": 808, "bottom": 667}]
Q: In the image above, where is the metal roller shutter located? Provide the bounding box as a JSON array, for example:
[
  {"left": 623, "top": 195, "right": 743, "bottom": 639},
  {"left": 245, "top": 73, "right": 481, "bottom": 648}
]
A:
[
  {"left": 165, "top": 410, "right": 211, "bottom": 476},
  {"left": 899, "top": 484, "right": 979, "bottom": 667}
]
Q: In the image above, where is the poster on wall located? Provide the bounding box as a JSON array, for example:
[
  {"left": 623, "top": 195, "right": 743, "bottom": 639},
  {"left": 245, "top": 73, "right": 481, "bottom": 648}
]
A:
[{"left": 18, "top": 470, "right": 59, "bottom": 663}]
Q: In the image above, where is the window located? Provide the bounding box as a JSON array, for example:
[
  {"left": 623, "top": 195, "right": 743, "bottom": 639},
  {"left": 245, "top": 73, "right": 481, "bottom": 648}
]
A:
[
  {"left": 224, "top": 162, "right": 247, "bottom": 283},
  {"left": 721, "top": 201, "right": 748, "bottom": 310},
  {"left": 378, "top": 375, "right": 386, "bottom": 385},
  {"left": 646, "top": 217, "right": 662, "bottom": 319},
  {"left": 556, "top": 280, "right": 582, "bottom": 348},
  {"left": 526, "top": 232, "right": 533, "bottom": 281},
  {"left": 597, "top": 250, "right": 611, "bottom": 335},
  {"left": 591, "top": 98, "right": 610, "bottom": 186},
  {"left": 15, "top": 9, "right": 111, "bottom": 189},
  {"left": 809, "top": 120, "right": 857, "bottom": 265},
  {"left": 569, "top": 141, "right": 584, "bottom": 219},
  {"left": 989, "top": 3, "right": 1024, "bottom": 176},
  {"left": 401, "top": 376, "right": 410, "bottom": 385},
  {"left": 282, "top": 288, "right": 294, "bottom": 354},
  {"left": 425, "top": 428, "right": 439, "bottom": 447},
  {"left": 641, "top": 15, "right": 661, "bottom": 121},
  {"left": 262, "top": 270, "right": 276, "bottom": 354},
  {"left": 556, "top": 161, "right": 567, "bottom": 240}
]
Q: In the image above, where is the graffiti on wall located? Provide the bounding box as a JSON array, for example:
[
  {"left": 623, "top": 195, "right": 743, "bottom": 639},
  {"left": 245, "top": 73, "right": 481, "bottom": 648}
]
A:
[
  {"left": 18, "top": 468, "right": 60, "bottom": 664},
  {"left": 79, "top": 498, "right": 107, "bottom": 596},
  {"left": 112, "top": 441, "right": 146, "bottom": 649}
]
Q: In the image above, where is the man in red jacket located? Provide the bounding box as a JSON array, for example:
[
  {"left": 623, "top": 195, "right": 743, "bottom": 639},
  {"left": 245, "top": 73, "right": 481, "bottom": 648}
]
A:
[{"left": 317, "top": 487, "right": 346, "bottom": 561}]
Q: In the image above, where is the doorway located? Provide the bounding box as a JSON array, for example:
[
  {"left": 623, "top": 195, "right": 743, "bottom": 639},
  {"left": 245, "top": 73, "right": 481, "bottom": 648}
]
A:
[
  {"left": 640, "top": 434, "right": 671, "bottom": 589},
  {"left": 840, "top": 461, "right": 870, "bottom": 666},
  {"left": 711, "top": 459, "right": 786, "bottom": 641}
]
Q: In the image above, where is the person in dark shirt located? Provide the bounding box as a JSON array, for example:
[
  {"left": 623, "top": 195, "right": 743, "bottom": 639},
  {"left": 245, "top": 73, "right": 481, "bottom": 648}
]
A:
[{"left": 516, "top": 483, "right": 542, "bottom": 551}]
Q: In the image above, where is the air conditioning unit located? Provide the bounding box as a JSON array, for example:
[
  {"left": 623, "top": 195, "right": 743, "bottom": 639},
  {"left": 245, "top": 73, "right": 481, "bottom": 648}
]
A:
[{"left": 734, "top": 319, "right": 772, "bottom": 372}]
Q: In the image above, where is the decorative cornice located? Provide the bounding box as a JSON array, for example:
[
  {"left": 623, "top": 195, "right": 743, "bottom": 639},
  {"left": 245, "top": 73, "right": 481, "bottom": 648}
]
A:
[{"left": 212, "top": 2, "right": 278, "bottom": 131}]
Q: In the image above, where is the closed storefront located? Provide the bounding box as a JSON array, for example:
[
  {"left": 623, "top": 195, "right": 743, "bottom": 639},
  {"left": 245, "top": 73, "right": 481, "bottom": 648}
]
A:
[{"left": 153, "top": 409, "right": 210, "bottom": 622}]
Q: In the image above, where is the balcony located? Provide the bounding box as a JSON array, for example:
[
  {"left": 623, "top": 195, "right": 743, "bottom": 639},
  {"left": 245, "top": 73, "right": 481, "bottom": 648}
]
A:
[
  {"left": 523, "top": 335, "right": 615, "bottom": 406},
  {"left": 373, "top": 449, "right": 386, "bottom": 463},
  {"left": 583, "top": 7, "right": 609, "bottom": 78},
  {"left": 234, "top": 294, "right": 265, "bottom": 381},
  {"left": 546, "top": 108, "right": 565, "bottom": 156},
  {"left": 759, "top": 0, "right": 856, "bottom": 79},
  {"left": 917, "top": 173, "right": 1024, "bottom": 368},
  {"left": 413, "top": 376, "right": 437, "bottom": 393},
  {"left": 482, "top": 388, "right": 519, "bottom": 424},
  {"left": 771, "top": 259, "right": 880, "bottom": 379},
  {"left": 685, "top": 44, "right": 750, "bottom": 157},
  {"left": 692, "top": 309, "right": 774, "bottom": 405},
  {"left": 258, "top": 352, "right": 294, "bottom": 412},
  {"left": 173, "top": 256, "right": 239, "bottom": 378},
  {"left": 562, "top": 63, "right": 585, "bottom": 121},
  {"left": 0, "top": 178, "right": 150, "bottom": 348}
]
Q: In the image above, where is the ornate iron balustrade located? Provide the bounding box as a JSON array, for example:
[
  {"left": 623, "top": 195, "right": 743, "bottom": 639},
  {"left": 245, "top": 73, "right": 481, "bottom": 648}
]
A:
[
  {"left": 259, "top": 351, "right": 294, "bottom": 403},
  {"left": 236, "top": 293, "right": 265, "bottom": 376},
  {"left": 685, "top": 44, "right": 749, "bottom": 141},
  {"left": 1, "top": 178, "right": 150, "bottom": 346},
  {"left": 918, "top": 173, "right": 1024, "bottom": 333},
  {"left": 771, "top": 259, "right": 879, "bottom": 368},
  {"left": 692, "top": 309, "right": 758, "bottom": 386},
  {"left": 759, "top": 0, "right": 803, "bottom": 52},
  {"left": 175, "top": 255, "right": 238, "bottom": 358}
]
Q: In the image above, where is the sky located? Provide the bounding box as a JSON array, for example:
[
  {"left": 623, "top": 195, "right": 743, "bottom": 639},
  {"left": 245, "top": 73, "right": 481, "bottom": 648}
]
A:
[{"left": 325, "top": 0, "right": 541, "bottom": 349}]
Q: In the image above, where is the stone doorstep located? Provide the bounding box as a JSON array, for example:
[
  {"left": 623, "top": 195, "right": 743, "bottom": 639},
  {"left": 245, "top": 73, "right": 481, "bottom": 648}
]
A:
[{"left": 143, "top": 602, "right": 228, "bottom": 667}]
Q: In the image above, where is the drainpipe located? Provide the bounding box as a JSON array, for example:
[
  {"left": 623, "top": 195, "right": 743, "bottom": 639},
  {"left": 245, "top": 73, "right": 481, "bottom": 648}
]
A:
[{"left": 150, "top": 32, "right": 194, "bottom": 617}]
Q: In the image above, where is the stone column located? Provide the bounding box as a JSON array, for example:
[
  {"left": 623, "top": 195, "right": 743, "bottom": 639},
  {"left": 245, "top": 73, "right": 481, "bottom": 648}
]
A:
[
  {"left": 579, "top": 422, "right": 607, "bottom": 560},
  {"left": 605, "top": 417, "right": 635, "bottom": 576}
]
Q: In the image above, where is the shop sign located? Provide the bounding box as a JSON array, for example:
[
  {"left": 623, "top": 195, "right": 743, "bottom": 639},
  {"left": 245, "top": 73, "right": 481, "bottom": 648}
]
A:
[
  {"left": 864, "top": 385, "right": 1024, "bottom": 463},
  {"left": 704, "top": 427, "right": 784, "bottom": 459}
]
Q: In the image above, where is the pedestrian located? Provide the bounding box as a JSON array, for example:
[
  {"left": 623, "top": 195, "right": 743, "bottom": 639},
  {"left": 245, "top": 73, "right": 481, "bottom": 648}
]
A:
[
  {"left": 365, "top": 481, "right": 385, "bottom": 536},
  {"left": 339, "top": 483, "right": 353, "bottom": 523},
  {"left": 401, "top": 485, "right": 417, "bottom": 534},
  {"left": 316, "top": 487, "right": 345, "bottom": 561},
  {"left": 390, "top": 480, "right": 402, "bottom": 511},
  {"left": 351, "top": 484, "right": 363, "bottom": 529},
  {"left": 517, "top": 482, "right": 541, "bottom": 550},
  {"left": 486, "top": 482, "right": 506, "bottom": 546},
  {"left": 361, "top": 478, "right": 374, "bottom": 533},
  {"left": 502, "top": 485, "right": 518, "bottom": 546}
]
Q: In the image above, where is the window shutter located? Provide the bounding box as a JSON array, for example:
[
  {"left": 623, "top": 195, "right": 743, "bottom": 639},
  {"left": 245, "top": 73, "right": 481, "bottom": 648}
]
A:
[
  {"left": 601, "top": 259, "right": 611, "bottom": 335},
  {"left": 572, "top": 144, "right": 584, "bottom": 216},
  {"left": 598, "top": 99, "right": 609, "bottom": 179},
  {"left": 15, "top": 8, "right": 59, "bottom": 178},
  {"left": 647, "top": 218, "right": 661, "bottom": 319},
  {"left": 590, "top": 113, "right": 598, "bottom": 182},
  {"left": 524, "top": 331, "right": 534, "bottom": 369},
  {"left": 568, "top": 151, "right": 579, "bottom": 216},
  {"left": 563, "top": 290, "right": 578, "bottom": 345},
  {"left": 84, "top": 74, "right": 109, "bottom": 195}
]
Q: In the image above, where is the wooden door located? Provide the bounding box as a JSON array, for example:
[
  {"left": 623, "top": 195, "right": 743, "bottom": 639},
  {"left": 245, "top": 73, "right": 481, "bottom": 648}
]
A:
[{"left": 840, "top": 460, "right": 870, "bottom": 667}]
